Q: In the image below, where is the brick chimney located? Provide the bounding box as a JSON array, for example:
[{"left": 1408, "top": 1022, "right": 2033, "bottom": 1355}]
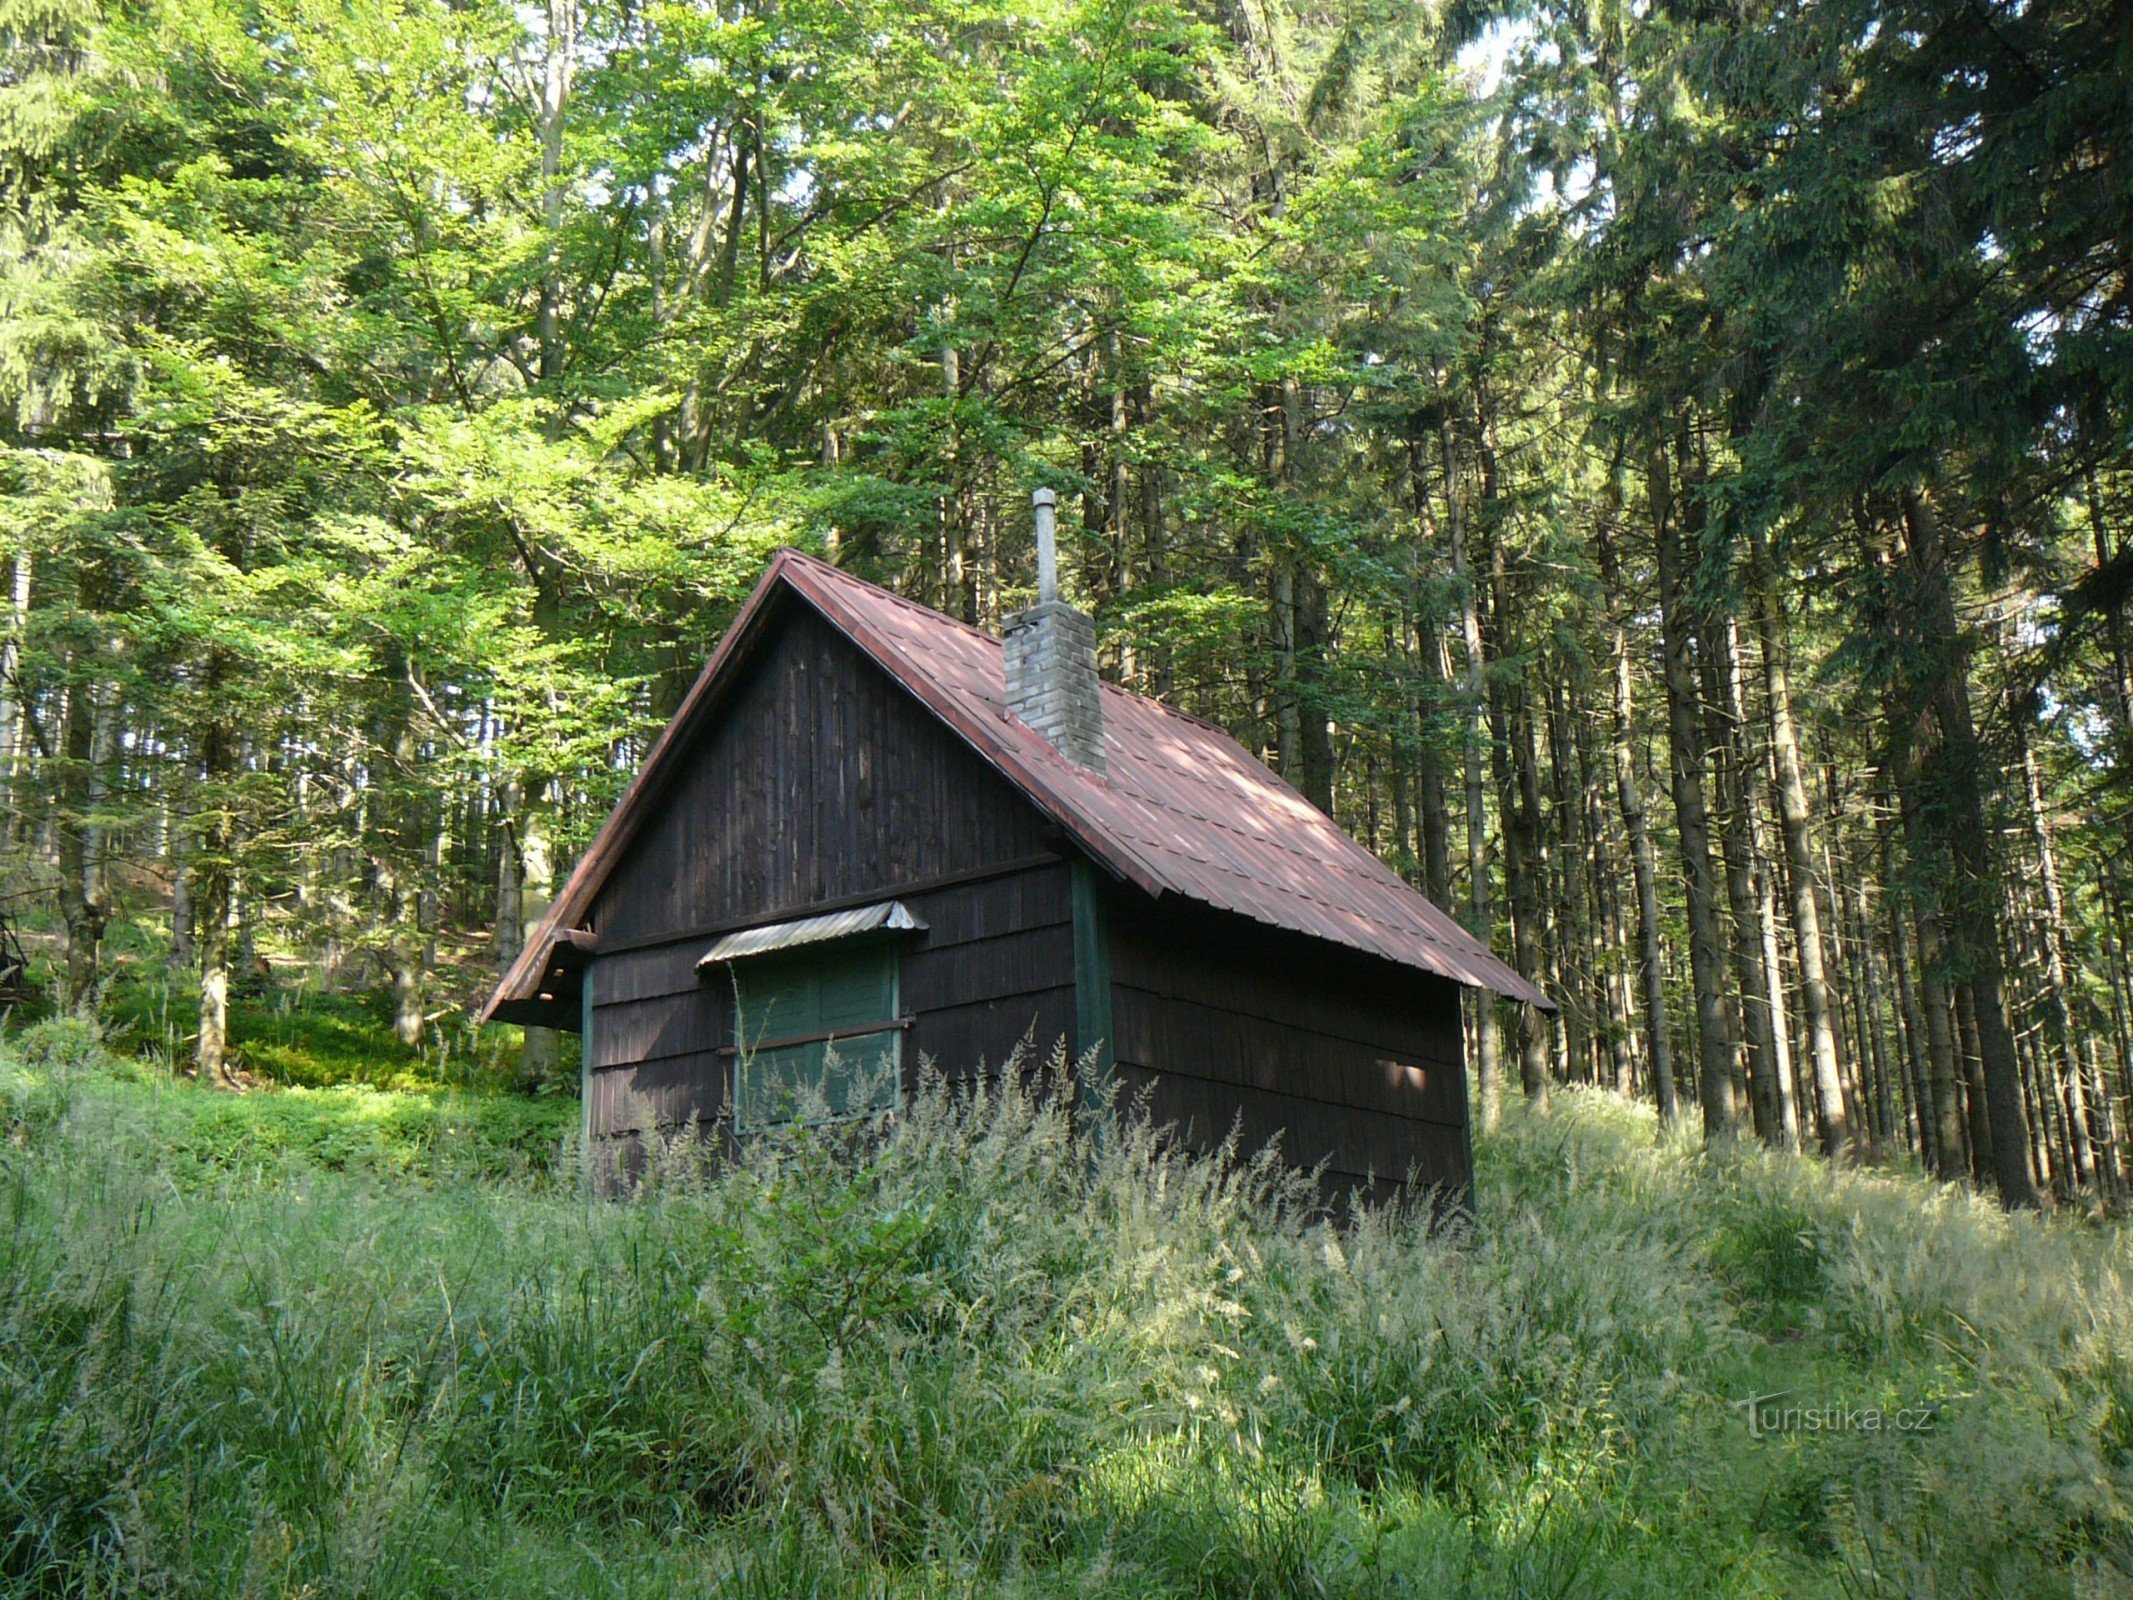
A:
[{"left": 1003, "top": 488, "right": 1106, "bottom": 772}]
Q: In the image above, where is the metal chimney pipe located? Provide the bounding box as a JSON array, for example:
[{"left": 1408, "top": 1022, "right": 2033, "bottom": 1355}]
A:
[{"left": 1032, "top": 487, "right": 1059, "bottom": 604}]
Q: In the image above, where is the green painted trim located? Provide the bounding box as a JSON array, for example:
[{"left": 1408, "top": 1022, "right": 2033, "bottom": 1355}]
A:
[
  {"left": 1070, "top": 857, "right": 1114, "bottom": 1121},
  {"left": 579, "top": 963, "right": 594, "bottom": 1158}
]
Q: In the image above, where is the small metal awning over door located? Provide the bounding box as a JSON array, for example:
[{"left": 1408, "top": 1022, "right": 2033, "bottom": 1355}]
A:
[{"left": 696, "top": 901, "right": 927, "bottom": 968}]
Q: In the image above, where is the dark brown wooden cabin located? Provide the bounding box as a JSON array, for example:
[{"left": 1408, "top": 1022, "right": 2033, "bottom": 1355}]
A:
[{"left": 483, "top": 538, "right": 1549, "bottom": 1212}]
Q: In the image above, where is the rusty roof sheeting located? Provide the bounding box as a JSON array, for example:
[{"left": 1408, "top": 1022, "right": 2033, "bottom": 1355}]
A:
[{"left": 483, "top": 549, "right": 1552, "bottom": 1021}]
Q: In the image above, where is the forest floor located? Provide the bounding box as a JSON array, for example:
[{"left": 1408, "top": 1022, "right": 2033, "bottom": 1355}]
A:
[{"left": 4, "top": 992, "right": 2133, "bottom": 1598}]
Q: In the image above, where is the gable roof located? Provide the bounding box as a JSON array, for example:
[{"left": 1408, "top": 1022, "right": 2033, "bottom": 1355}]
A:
[{"left": 483, "top": 549, "right": 1551, "bottom": 1023}]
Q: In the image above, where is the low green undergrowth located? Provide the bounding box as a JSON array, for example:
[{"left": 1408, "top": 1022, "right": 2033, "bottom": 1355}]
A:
[
  {"left": 12, "top": 918, "right": 541, "bottom": 1092},
  {"left": 4, "top": 1028, "right": 2132, "bottom": 1598}
]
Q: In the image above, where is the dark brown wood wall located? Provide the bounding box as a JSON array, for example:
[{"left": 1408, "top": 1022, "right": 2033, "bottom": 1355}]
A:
[
  {"left": 580, "top": 601, "right": 1076, "bottom": 1143},
  {"left": 589, "top": 599, "right": 1054, "bottom": 945},
  {"left": 585, "top": 863, "right": 1078, "bottom": 1138},
  {"left": 1105, "top": 893, "right": 1473, "bottom": 1214}
]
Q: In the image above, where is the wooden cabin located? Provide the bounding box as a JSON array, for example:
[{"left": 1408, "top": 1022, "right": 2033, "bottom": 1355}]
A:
[{"left": 483, "top": 496, "right": 1549, "bottom": 1210}]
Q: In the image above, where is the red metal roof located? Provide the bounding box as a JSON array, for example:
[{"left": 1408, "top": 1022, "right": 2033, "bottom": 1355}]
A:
[{"left": 485, "top": 549, "right": 1551, "bottom": 1021}]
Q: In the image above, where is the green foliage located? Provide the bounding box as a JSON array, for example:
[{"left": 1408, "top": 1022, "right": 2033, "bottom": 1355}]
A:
[
  {"left": 96, "top": 968, "right": 518, "bottom": 1092},
  {"left": 1, "top": 1049, "right": 2130, "bottom": 1598}
]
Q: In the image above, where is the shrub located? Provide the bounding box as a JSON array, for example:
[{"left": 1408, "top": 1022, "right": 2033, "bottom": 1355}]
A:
[{"left": 8, "top": 1016, "right": 108, "bottom": 1076}]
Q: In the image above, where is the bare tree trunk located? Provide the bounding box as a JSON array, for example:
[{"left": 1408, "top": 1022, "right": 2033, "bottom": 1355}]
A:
[
  {"left": 535, "top": 0, "right": 577, "bottom": 397},
  {"left": 194, "top": 666, "right": 238, "bottom": 1086},
  {"left": 1297, "top": 571, "right": 1337, "bottom": 812},
  {"left": 1610, "top": 633, "right": 1680, "bottom": 1124},
  {"left": 1548, "top": 676, "right": 1594, "bottom": 1085},
  {"left": 1416, "top": 636, "right": 1455, "bottom": 904},
  {"left": 1712, "top": 616, "right": 1786, "bottom": 1143},
  {"left": 494, "top": 776, "right": 524, "bottom": 974},
  {"left": 168, "top": 823, "right": 194, "bottom": 971},
  {"left": 1954, "top": 980, "right": 1997, "bottom": 1187},
  {"left": 2019, "top": 729, "right": 2097, "bottom": 1190},
  {"left": 1755, "top": 553, "right": 1851, "bottom": 1156},
  {"left": 1849, "top": 878, "right": 1895, "bottom": 1156},
  {"left": 1402, "top": 445, "right": 1457, "bottom": 905},
  {"left": 1578, "top": 694, "right": 1630, "bottom": 1091},
  {"left": 1887, "top": 879, "right": 1931, "bottom": 1166},
  {"left": 1487, "top": 542, "right": 1552, "bottom": 1111},
  {"left": 1270, "top": 557, "right": 1301, "bottom": 779},
  {"left": 1913, "top": 905, "right": 1970, "bottom": 1179},
  {"left": 1491, "top": 670, "right": 1551, "bottom": 1110},
  {"left": 1650, "top": 443, "right": 1737, "bottom": 1139},
  {"left": 1902, "top": 490, "right": 2038, "bottom": 1207},
  {"left": 942, "top": 342, "right": 975, "bottom": 623},
  {"left": 1445, "top": 424, "right": 1502, "bottom": 1128},
  {"left": 384, "top": 674, "right": 427, "bottom": 1051},
  {"left": 56, "top": 659, "right": 109, "bottom": 1009},
  {"left": 517, "top": 788, "right": 560, "bottom": 1089},
  {"left": 0, "top": 546, "right": 29, "bottom": 847}
]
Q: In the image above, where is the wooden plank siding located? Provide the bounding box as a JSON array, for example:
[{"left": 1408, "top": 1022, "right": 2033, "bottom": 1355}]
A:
[
  {"left": 586, "top": 863, "right": 1076, "bottom": 1138},
  {"left": 579, "top": 607, "right": 1078, "bottom": 1148},
  {"left": 587, "top": 601, "right": 1055, "bottom": 946},
  {"left": 1105, "top": 890, "right": 1473, "bottom": 1214}
]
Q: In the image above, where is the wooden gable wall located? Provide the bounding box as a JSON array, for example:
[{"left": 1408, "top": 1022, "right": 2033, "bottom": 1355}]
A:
[
  {"left": 589, "top": 599, "right": 1056, "bottom": 944},
  {"left": 581, "top": 600, "right": 1077, "bottom": 1143}
]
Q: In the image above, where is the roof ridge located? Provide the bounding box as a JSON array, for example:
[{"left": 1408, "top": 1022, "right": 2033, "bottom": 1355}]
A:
[{"left": 793, "top": 551, "right": 1253, "bottom": 743}]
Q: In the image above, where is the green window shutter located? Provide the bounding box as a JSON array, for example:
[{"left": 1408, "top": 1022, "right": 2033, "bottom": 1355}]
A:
[{"left": 732, "top": 944, "right": 903, "bottom": 1131}]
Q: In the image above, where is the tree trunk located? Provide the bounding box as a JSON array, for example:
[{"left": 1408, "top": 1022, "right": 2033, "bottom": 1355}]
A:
[
  {"left": 1444, "top": 424, "right": 1502, "bottom": 1129},
  {"left": 1547, "top": 676, "right": 1594, "bottom": 1085},
  {"left": 1297, "top": 570, "right": 1337, "bottom": 811},
  {"left": 1415, "top": 634, "right": 1456, "bottom": 904},
  {"left": 942, "top": 342, "right": 975, "bottom": 623},
  {"left": 0, "top": 546, "right": 29, "bottom": 846},
  {"left": 1711, "top": 615, "right": 1786, "bottom": 1143},
  {"left": 55, "top": 659, "right": 109, "bottom": 1010},
  {"left": 1491, "top": 668, "right": 1551, "bottom": 1110},
  {"left": 1649, "top": 443, "right": 1737, "bottom": 1140},
  {"left": 1756, "top": 557, "right": 1851, "bottom": 1157},
  {"left": 1913, "top": 905, "right": 1970, "bottom": 1179},
  {"left": 194, "top": 666, "right": 238, "bottom": 1086},
  {"left": 1487, "top": 541, "right": 1551, "bottom": 1111},
  {"left": 1887, "top": 879, "right": 1931, "bottom": 1167},
  {"left": 2019, "top": 729, "right": 2097, "bottom": 1190},
  {"left": 1954, "top": 980, "right": 1998, "bottom": 1188},
  {"left": 494, "top": 777, "right": 524, "bottom": 975},
  {"left": 368, "top": 652, "right": 430, "bottom": 1049},
  {"left": 168, "top": 826, "right": 194, "bottom": 971},
  {"left": 1901, "top": 489, "right": 2039, "bottom": 1207},
  {"left": 1404, "top": 445, "right": 1457, "bottom": 906},
  {"left": 1849, "top": 877, "right": 1895, "bottom": 1156},
  {"left": 535, "top": 0, "right": 577, "bottom": 396},
  {"left": 517, "top": 788, "right": 561, "bottom": 1089},
  {"left": 1613, "top": 631, "right": 1680, "bottom": 1125}
]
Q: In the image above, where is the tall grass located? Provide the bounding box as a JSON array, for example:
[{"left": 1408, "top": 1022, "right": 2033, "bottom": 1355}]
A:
[{"left": 4, "top": 1030, "right": 2132, "bottom": 1597}]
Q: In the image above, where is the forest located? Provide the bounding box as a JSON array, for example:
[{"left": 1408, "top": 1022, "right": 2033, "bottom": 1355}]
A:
[
  {"left": 7, "top": 0, "right": 2133, "bottom": 1590},
  {"left": 2, "top": 0, "right": 2130, "bottom": 1214}
]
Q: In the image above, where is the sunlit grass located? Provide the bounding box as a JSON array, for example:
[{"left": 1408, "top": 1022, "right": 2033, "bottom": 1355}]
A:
[{"left": 3, "top": 1027, "right": 2131, "bottom": 1598}]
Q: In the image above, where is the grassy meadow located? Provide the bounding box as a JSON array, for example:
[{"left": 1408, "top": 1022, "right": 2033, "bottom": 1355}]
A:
[{"left": 4, "top": 1011, "right": 2133, "bottom": 1598}]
